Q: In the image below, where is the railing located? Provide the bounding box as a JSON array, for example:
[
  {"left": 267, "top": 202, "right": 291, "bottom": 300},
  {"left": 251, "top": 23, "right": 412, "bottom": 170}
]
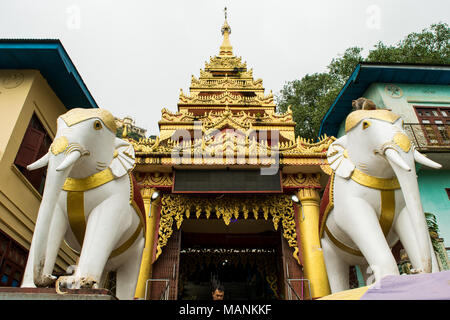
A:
[
  {"left": 285, "top": 278, "right": 311, "bottom": 300},
  {"left": 145, "top": 279, "right": 170, "bottom": 300},
  {"left": 404, "top": 123, "right": 450, "bottom": 152}
]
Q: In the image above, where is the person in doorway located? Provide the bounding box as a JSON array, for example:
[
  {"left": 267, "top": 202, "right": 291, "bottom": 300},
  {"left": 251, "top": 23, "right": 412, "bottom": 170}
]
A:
[{"left": 211, "top": 283, "right": 225, "bottom": 300}]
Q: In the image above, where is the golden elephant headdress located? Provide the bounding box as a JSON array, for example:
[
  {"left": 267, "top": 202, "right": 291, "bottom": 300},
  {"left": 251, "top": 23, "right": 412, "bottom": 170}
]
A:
[
  {"left": 345, "top": 110, "right": 401, "bottom": 133},
  {"left": 60, "top": 108, "right": 117, "bottom": 133}
]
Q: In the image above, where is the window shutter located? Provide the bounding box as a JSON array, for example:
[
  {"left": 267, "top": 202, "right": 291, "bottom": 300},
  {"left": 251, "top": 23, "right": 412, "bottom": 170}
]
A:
[
  {"left": 26, "top": 140, "right": 49, "bottom": 192},
  {"left": 14, "top": 127, "right": 45, "bottom": 168}
]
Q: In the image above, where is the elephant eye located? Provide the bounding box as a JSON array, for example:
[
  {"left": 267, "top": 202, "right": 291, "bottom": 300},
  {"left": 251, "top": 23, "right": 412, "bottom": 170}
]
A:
[
  {"left": 93, "top": 120, "right": 103, "bottom": 130},
  {"left": 362, "top": 120, "right": 371, "bottom": 130}
]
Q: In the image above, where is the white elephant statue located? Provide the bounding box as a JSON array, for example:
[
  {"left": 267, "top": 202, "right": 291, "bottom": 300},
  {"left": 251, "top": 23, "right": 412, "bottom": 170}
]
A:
[
  {"left": 21, "top": 108, "right": 146, "bottom": 300},
  {"left": 319, "top": 108, "right": 441, "bottom": 293}
]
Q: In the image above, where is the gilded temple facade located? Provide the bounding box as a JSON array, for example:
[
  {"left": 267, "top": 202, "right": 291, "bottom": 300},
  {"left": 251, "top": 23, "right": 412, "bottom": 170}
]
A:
[{"left": 129, "top": 17, "right": 334, "bottom": 300}]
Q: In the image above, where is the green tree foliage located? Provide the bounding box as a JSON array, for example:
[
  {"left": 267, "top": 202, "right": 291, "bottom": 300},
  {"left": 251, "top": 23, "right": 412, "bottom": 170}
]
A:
[{"left": 276, "top": 22, "right": 450, "bottom": 140}]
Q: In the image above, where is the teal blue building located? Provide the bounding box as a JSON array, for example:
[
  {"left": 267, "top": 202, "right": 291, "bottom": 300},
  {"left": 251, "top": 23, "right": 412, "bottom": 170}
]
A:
[{"left": 319, "top": 63, "right": 450, "bottom": 251}]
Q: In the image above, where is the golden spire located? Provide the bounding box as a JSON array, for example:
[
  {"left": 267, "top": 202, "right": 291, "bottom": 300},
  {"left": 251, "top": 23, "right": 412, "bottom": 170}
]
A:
[{"left": 219, "top": 7, "right": 233, "bottom": 56}]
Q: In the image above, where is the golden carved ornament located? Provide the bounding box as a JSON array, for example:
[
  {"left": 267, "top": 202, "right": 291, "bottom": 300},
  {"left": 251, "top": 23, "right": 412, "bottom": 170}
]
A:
[
  {"left": 178, "top": 90, "right": 275, "bottom": 106},
  {"left": 130, "top": 134, "right": 334, "bottom": 168},
  {"left": 155, "top": 194, "right": 300, "bottom": 265},
  {"left": 137, "top": 172, "right": 173, "bottom": 187},
  {"left": 204, "top": 55, "right": 247, "bottom": 70},
  {"left": 282, "top": 173, "right": 322, "bottom": 188},
  {"left": 190, "top": 75, "right": 264, "bottom": 90},
  {"left": 320, "top": 164, "right": 333, "bottom": 175},
  {"left": 159, "top": 106, "right": 293, "bottom": 128}
]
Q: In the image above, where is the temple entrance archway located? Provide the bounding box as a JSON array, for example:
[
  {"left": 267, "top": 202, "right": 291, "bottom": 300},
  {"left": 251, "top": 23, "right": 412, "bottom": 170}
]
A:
[{"left": 178, "top": 219, "right": 282, "bottom": 300}]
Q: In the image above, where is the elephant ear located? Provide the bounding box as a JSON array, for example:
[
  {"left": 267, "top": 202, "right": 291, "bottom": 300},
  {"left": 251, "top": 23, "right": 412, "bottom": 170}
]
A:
[
  {"left": 109, "top": 138, "right": 135, "bottom": 178},
  {"left": 327, "top": 135, "right": 355, "bottom": 179}
]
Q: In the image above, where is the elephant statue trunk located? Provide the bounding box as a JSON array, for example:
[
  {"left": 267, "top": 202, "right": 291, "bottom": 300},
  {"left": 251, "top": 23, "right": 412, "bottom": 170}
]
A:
[{"left": 383, "top": 147, "right": 432, "bottom": 272}]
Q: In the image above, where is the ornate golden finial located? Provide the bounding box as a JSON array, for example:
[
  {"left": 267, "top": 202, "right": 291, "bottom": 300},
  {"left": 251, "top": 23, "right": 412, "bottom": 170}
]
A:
[{"left": 220, "top": 7, "right": 233, "bottom": 56}]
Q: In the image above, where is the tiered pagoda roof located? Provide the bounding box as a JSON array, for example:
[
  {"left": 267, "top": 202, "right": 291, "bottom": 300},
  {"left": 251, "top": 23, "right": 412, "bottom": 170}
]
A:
[{"left": 130, "top": 16, "right": 334, "bottom": 172}]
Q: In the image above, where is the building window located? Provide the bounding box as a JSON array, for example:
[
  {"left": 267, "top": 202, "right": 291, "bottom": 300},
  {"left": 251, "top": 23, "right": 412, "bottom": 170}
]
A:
[
  {"left": 0, "top": 231, "right": 28, "bottom": 287},
  {"left": 414, "top": 106, "right": 450, "bottom": 146},
  {"left": 14, "top": 114, "right": 52, "bottom": 195}
]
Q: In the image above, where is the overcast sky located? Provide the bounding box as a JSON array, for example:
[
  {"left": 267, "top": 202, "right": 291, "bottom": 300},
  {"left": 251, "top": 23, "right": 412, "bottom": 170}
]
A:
[{"left": 1, "top": 0, "right": 449, "bottom": 135}]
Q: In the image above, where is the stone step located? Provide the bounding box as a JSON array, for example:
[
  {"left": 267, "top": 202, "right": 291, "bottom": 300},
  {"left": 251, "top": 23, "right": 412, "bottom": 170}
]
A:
[{"left": 0, "top": 287, "right": 117, "bottom": 300}]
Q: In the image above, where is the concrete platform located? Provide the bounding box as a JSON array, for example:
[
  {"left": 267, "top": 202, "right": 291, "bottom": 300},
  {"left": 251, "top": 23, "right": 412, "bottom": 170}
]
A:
[{"left": 0, "top": 287, "right": 118, "bottom": 300}]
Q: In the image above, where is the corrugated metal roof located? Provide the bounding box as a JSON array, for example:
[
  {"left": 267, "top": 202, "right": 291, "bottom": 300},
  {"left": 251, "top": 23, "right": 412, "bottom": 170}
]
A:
[
  {"left": 0, "top": 39, "right": 98, "bottom": 109},
  {"left": 319, "top": 63, "right": 450, "bottom": 137}
]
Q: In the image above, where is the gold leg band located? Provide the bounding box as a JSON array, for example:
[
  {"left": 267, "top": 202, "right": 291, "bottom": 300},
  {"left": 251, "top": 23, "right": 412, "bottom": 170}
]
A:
[
  {"left": 66, "top": 188, "right": 144, "bottom": 258},
  {"left": 379, "top": 190, "right": 395, "bottom": 237},
  {"left": 324, "top": 190, "right": 396, "bottom": 256},
  {"left": 110, "top": 224, "right": 143, "bottom": 258},
  {"left": 67, "top": 191, "right": 86, "bottom": 248}
]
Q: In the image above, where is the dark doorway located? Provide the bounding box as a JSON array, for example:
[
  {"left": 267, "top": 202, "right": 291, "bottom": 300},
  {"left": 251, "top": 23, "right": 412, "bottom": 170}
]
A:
[{"left": 177, "top": 229, "right": 283, "bottom": 300}]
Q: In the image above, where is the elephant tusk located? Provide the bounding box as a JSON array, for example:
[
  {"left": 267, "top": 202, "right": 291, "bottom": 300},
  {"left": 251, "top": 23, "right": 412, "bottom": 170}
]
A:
[
  {"left": 56, "top": 151, "right": 82, "bottom": 172},
  {"left": 414, "top": 150, "right": 442, "bottom": 169},
  {"left": 27, "top": 152, "right": 50, "bottom": 171},
  {"left": 384, "top": 148, "right": 411, "bottom": 172}
]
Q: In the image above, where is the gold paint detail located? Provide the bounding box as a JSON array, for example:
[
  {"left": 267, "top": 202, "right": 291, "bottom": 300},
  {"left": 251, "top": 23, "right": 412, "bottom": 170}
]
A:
[
  {"left": 323, "top": 185, "right": 396, "bottom": 257},
  {"left": 156, "top": 194, "right": 299, "bottom": 265},
  {"left": 67, "top": 191, "right": 86, "bottom": 249},
  {"left": 60, "top": 108, "right": 117, "bottom": 133},
  {"left": 136, "top": 172, "right": 173, "bottom": 187},
  {"left": 131, "top": 132, "right": 334, "bottom": 164},
  {"left": 350, "top": 168, "right": 400, "bottom": 190},
  {"left": 362, "top": 120, "right": 371, "bottom": 130},
  {"left": 345, "top": 110, "right": 401, "bottom": 133},
  {"left": 282, "top": 173, "right": 321, "bottom": 188},
  {"left": 393, "top": 132, "right": 411, "bottom": 153},
  {"left": 324, "top": 225, "right": 363, "bottom": 257},
  {"left": 319, "top": 173, "right": 335, "bottom": 239},
  {"left": 63, "top": 168, "right": 115, "bottom": 192},
  {"left": 93, "top": 120, "right": 102, "bottom": 130},
  {"left": 379, "top": 190, "right": 396, "bottom": 237},
  {"left": 297, "top": 188, "right": 331, "bottom": 298},
  {"left": 110, "top": 224, "right": 143, "bottom": 258},
  {"left": 50, "top": 136, "right": 69, "bottom": 155},
  {"left": 65, "top": 173, "right": 145, "bottom": 258},
  {"left": 320, "top": 164, "right": 333, "bottom": 176}
]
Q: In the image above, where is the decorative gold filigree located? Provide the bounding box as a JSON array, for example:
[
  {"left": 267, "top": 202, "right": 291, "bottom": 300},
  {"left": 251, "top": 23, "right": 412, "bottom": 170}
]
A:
[
  {"left": 282, "top": 173, "right": 322, "bottom": 188},
  {"left": 155, "top": 194, "right": 300, "bottom": 265},
  {"left": 204, "top": 56, "right": 247, "bottom": 70},
  {"left": 190, "top": 75, "right": 264, "bottom": 90},
  {"left": 136, "top": 172, "right": 173, "bottom": 187},
  {"left": 130, "top": 134, "right": 334, "bottom": 167},
  {"left": 178, "top": 89, "right": 275, "bottom": 107},
  {"left": 159, "top": 106, "right": 294, "bottom": 129}
]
